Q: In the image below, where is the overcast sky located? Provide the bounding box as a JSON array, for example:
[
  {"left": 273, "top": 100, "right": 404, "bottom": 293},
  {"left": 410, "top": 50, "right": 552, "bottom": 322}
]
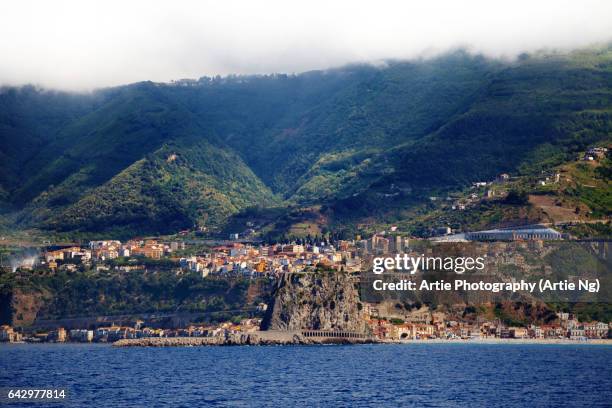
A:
[{"left": 1, "top": 0, "right": 611, "bottom": 90}]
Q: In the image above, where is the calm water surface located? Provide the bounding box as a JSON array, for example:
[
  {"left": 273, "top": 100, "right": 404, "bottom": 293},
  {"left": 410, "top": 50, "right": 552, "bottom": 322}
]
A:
[{"left": 1, "top": 343, "right": 611, "bottom": 407}]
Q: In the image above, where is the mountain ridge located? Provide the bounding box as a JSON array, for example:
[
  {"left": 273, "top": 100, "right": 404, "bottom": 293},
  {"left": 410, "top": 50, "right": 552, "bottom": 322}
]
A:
[{"left": 1, "top": 46, "right": 610, "bottom": 237}]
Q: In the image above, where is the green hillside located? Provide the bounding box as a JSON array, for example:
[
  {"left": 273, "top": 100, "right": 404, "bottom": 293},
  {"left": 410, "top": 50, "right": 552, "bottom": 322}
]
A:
[
  {"left": 0, "top": 86, "right": 97, "bottom": 200},
  {"left": 0, "top": 46, "right": 610, "bottom": 237},
  {"left": 23, "top": 141, "right": 278, "bottom": 236},
  {"left": 0, "top": 267, "right": 270, "bottom": 326}
]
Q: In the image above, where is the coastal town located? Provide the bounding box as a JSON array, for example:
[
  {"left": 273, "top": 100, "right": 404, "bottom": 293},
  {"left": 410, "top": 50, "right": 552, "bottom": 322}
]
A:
[
  {"left": 1, "top": 225, "right": 610, "bottom": 345},
  {"left": 2, "top": 158, "right": 610, "bottom": 346},
  {"left": 1, "top": 310, "right": 610, "bottom": 345}
]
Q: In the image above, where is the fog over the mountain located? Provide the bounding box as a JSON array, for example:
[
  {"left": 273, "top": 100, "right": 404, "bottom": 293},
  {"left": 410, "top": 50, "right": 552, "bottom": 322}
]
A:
[{"left": 1, "top": 0, "right": 611, "bottom": 90}]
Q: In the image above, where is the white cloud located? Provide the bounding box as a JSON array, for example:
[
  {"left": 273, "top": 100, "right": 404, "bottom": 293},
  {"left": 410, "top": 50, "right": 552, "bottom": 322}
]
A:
[{"left": 0, "top": 0, "right": 611, "bottom": 90}]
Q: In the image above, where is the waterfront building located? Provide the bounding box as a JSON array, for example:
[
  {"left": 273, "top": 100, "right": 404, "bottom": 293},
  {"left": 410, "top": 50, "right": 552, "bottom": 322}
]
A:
[
  {"left": 0, "top": 325, "right": 22, "bottom": 342},
  {"left": 466, "top": 227, "right": 562, "bottom": 241},
  {"left": 70, "top": 329, "right": 94, "bottom": 342}
]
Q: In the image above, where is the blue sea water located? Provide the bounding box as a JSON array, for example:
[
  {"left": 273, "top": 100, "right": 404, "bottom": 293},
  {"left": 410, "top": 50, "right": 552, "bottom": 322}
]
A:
[{"left": 1, "top": 343, "right": 611, "bottom": 407}]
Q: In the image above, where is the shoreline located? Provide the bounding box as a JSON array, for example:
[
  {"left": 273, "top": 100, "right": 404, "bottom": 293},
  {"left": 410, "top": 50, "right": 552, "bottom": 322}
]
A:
[
  {"left": 112, "top": 330, "right": 374, "bottom": 347},
  {"left": 3, "top": 337, "right": 611, "bottom": 347},
  {"left": 390, "top": 338, "right": 612, "bottom": 345},
  {"left": 109, "top": 333, "right": 612, "bottom": 347}
]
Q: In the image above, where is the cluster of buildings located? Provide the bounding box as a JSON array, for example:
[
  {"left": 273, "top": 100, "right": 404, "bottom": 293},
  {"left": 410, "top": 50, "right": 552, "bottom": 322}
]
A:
[
  {"left": 4, "top": 214, "right": 605, "bottom": 344},
  {"left": 40, "top": 239, "right": 186, "bottom": 271},
  {"left": 363, "top": 309, "right": 611, "bottom": 341},
  {"left": 3, "top": 311, "right": 609, "bottom": 344},
  {"left": 19, "top": 230, "right": 422, "bottom": 279},
  {"left": 433, "top": 144, "right": 610, "bottom": 234},
  {"left": 0, "top": 325, "right": 22, "bottom": 342},
  {"left": 38, "top": 237, "right": 387, "bottom": 278},
  {"left": 582, "top": 146, "right": 608, "bottom": 161},
  {"left": 87, "top": 239, "right": 183, "bottom": 261},
  {"left": 177, "top": 234, "right": 412, "bottom": 278},
  {"left": 439, "top": 172, "right": 514, "bottom": 212},
  {"left": 179, "top": 241, "right": 359, "bottom": 278},
  {"left": 30, "top": 222, "right": 576, "bottom": 280},
  {"left": 0, "top": 319, "right": 262, "bottom": 344}
]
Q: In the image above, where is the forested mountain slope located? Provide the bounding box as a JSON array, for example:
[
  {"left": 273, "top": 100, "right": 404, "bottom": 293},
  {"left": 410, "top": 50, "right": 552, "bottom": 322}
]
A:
[{"left": 0, "top": 46, "right": 610, "bottom": 236}]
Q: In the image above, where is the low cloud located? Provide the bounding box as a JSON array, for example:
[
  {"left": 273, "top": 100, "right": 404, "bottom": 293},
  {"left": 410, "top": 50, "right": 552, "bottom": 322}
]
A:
[{"left": 1, "top": 0, "right": 611, "bottom": 90}]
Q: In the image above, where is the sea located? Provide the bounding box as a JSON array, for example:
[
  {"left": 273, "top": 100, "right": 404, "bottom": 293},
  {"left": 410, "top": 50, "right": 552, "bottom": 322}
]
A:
[{"left": 1, "top": 343, "right": 611, "bottom": 407}]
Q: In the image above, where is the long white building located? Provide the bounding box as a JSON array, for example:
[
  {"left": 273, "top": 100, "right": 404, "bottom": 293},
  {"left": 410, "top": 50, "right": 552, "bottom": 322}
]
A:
[{"left": 466, "top": 227, "right": 562, "bottom": 241}]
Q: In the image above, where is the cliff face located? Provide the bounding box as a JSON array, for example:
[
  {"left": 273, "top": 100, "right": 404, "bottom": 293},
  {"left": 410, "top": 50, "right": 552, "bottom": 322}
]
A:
[
  {"left": 1, "top": 288, "right": 48, "bottom": 327},
  {"left": 261, "top": 272, "right": 365, "bottom": 332}
]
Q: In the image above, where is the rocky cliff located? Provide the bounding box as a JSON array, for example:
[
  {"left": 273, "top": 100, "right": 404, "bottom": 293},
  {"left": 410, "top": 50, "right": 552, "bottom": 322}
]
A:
[
  {"left": 0, "top": 287, "right": 48, "bottom": 327},
  {"left": 261, "top": 271, "right": 365, "bottom": 332}
]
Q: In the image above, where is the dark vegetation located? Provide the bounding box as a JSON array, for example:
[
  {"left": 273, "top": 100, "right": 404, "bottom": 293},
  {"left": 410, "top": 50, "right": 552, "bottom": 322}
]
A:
[{"left": 0, "top": 267, "right": 270, "bottom": 324}]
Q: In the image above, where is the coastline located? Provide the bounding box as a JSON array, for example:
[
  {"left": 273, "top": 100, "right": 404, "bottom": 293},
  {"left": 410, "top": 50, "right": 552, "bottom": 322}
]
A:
[
  {"left": 391, "top": 338, "right": 612, "bottom": 345},
  {"left": 3, "top": 337, "right": 611, "bottom": 347},
  {"left": 112, "top": 330, "right": 374, "bottom": 347},
  {"left": 109, "top": 332, "right": 612, "bottom": 347}
]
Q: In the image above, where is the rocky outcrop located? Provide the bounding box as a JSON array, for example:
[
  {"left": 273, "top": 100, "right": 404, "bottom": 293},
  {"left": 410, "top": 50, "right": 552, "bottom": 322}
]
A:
[
  {"left": 261, "top": 272, "right": 365, "bottom": 332},
  {"left": 113, "top": 330, "right": 374, "bottom": 347},
  {"left": 2, "top": 288, "right": 49, "bottom": 327}
]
